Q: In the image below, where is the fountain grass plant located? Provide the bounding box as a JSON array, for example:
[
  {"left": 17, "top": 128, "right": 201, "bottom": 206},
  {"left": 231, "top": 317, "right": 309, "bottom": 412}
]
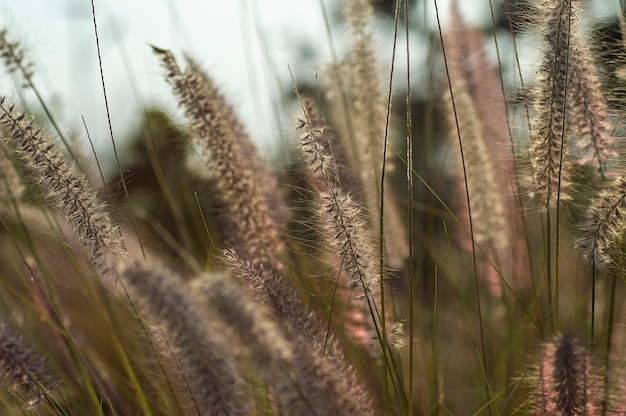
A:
[{"left": 1, "top": 0, "right": 626, "bottom": 414}]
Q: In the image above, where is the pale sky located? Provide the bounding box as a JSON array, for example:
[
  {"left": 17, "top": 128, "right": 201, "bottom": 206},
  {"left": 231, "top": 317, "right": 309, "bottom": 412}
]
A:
[
  {"left": 0, "top": 0, "right": 334, "bottom": 165},
  {"left": 0, "top": 0, "right": 620, "bottom": 169}
]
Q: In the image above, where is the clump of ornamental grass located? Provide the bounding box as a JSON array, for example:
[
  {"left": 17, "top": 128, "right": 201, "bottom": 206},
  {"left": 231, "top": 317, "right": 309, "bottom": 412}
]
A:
[
  {"left": 6, "top": 0, "right": 626, "bottom": 414},
  {"left": 0, "top": 8, "right": 396, "bottom": 412},
  {"left": 0, "top": 6, "right": 394, "bottom": 416}
]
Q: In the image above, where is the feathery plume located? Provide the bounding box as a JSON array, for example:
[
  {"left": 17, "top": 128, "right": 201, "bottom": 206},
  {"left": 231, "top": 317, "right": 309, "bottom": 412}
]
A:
[
  {"left": 316, "top": 189, "right": 379, "bottom": 300},
  {"left": 0, "top": 28, "right": 34, "bottom": 84},
  {"left": 579, "top": 176, "right": 626, "bottom": 268},
  {"left": 566, "top": 34, "right": 617, "bottom": 174},
  {"left": 221, "top": 247, "right": 323, "bottom": 347},
  {"left": 296, "top": 105, "right": 401, "bottom": 357},
  {"left": 297, "top": 109, "right": 379, "bottom": 300},
  {"left": 0, "top": 98, "right": 123, "bottom": 283},
  {"left": 297, "top": 101, "right": 340, "bottom": 190},
  {"left": 443, "top": 1, "right": 509, "bottom": 272},
  {"left": 343, "top": 0, "right": 385, "bottom": 167},
  {"left": 183, "top": 57, "right": 289, "bottom": 219},
  {"left": 0, "top": 319, "right": 57, "bottom": 407},
  {"left": 326, "top": 0, "right": 408, "bottom": 267},
  {"left": 153, "top": 47, "right": 284, "bottom": 268},
  {"left": 532, "top": 335, "right": 601, "bottom": 415},
  {"left": 119, "top": 260, "right": 250, "bottom": 415},
  {"left": 529, "top": 0, "right": 576, "bottom": 206},
  {"left": 221, "top": 246, "right": 378, "bottom": 410},
  {"left": 191, "top": 272, "right": 374, "bottom": 415},
  {"left": 530, "top": 0, "right": 615, "bottom": 203}
]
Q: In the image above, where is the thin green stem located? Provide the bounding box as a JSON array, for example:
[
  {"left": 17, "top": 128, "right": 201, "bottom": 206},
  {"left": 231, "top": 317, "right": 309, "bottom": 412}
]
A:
[
  {"left": 90, "top": 0, "right": 144, "bottom": 259},
  {"left": 602, "top": 270, "right": 618, "bottom": 416},
  {"left": 380, "top": 0, "right": 404, "bottom": 411},
  {"left": 553, "top": 0, "right": 574, "bottom": 334},
  {"left": 592, "top": 263, "right": 596, "bottom": 350},
  {"left": 403, "top": 0, "right": 415, "bottom": 413},
  {"left": 379, "top": 77, "right": 390, "bottom": 416},
  {"left": 4, "top": 39, "right": 84, "bottom": 173},
  {"left": 503, "top": 0, "right": 543, "bottom": 330},
  {"left": 434, "top": 1, "right": 492, "bottom": 413}
]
